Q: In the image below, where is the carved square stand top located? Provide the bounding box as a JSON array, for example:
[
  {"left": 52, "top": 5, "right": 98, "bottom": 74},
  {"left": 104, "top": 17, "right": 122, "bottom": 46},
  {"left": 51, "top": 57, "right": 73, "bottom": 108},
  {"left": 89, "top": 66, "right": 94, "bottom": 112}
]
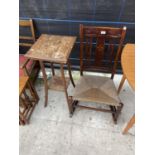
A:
[{"left": 25, "top": 34, "right": 76, "bottom": 64}]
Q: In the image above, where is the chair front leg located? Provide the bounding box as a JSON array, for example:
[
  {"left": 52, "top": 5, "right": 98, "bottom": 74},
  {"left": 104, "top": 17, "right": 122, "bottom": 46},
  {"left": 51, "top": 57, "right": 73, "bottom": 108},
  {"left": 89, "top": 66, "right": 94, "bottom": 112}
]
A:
[
  {"left": 110, "top": 103, "right": 124, "bottom": 124},
  {"left": 68, "top": 96, "right": 79, "bottom": 117}
]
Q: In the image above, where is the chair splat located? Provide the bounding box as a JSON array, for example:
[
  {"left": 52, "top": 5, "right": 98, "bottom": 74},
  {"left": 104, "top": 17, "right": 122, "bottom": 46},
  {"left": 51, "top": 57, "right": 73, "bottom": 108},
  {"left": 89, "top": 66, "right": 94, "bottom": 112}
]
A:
[{"left": 80, "top": 24, "right": 127, "bottom": 77}]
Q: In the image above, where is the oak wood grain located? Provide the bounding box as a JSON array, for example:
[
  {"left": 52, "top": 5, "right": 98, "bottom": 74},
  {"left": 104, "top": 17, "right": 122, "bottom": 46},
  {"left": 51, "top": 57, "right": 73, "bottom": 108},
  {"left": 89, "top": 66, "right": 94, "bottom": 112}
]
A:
[{"left": 25, "top": 34, "right": 76, "bottom": 64}]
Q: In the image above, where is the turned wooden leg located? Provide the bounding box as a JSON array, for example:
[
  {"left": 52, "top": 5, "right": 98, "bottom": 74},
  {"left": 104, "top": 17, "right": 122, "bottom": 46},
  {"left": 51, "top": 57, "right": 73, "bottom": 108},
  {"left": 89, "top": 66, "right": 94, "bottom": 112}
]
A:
[
  {"left": 67, "top": 60, "right": 75, "bottom": 87},
  {"left": 118, "top": 75, "right": 126, "bottom": 94},
  {"left": 123, "top": 114, "right": 135, "bottom": 134},
  {"left": 39, "top": 61, "right": 48, "bottom": 107},
  {"left": 60, "top": 64, "right": 73, "bottom": 115}
]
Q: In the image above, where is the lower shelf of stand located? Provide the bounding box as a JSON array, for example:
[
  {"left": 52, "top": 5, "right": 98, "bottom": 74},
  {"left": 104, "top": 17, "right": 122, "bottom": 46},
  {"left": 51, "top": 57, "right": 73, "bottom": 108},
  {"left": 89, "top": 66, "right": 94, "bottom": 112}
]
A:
[{"left": 48, "top": 75, "right": 70, "bottom": 91}]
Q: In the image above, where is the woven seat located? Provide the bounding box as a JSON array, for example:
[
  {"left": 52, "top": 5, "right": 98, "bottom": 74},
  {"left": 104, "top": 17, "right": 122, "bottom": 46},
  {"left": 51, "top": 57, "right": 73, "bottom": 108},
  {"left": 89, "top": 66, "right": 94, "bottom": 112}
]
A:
[{"left": 73, "top": 75, "right": 120, "bottom": 106}]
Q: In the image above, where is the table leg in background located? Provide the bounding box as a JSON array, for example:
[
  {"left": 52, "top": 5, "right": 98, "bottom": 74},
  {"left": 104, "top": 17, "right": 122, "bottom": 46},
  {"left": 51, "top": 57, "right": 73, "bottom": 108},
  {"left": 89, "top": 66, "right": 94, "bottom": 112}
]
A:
[
  {"left": 118, "top": 74, "right": 126, "bottom": 94},
  {"left": 123, "top": 114, "right": 135, "bottom": 134}
]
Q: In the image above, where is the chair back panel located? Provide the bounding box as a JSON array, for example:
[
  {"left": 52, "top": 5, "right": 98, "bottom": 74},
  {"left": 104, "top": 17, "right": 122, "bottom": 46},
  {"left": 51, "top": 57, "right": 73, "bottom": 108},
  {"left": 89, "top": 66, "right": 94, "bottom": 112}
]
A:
[
  {"left": 19, "top": 19, "right": 35, "bottom": 47},
  {"left": 79, "top": 25, "right": 126, "bottom": 79}
]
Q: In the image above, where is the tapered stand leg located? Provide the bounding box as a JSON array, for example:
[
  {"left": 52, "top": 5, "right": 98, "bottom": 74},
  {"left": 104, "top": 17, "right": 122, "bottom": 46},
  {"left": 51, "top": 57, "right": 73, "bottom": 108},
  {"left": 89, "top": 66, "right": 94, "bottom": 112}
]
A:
[
  {"left": 39, "top": 61, "right": 48, "bottom": 107},
  {"left": 51, "top": 63, "right": 55, "bottom": 76},
  {"left": 60, "top": 64, "right": 73, "bottom": 115},
  {"left": 67, "top": 60, "right": 75, "bottom": 87}
]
